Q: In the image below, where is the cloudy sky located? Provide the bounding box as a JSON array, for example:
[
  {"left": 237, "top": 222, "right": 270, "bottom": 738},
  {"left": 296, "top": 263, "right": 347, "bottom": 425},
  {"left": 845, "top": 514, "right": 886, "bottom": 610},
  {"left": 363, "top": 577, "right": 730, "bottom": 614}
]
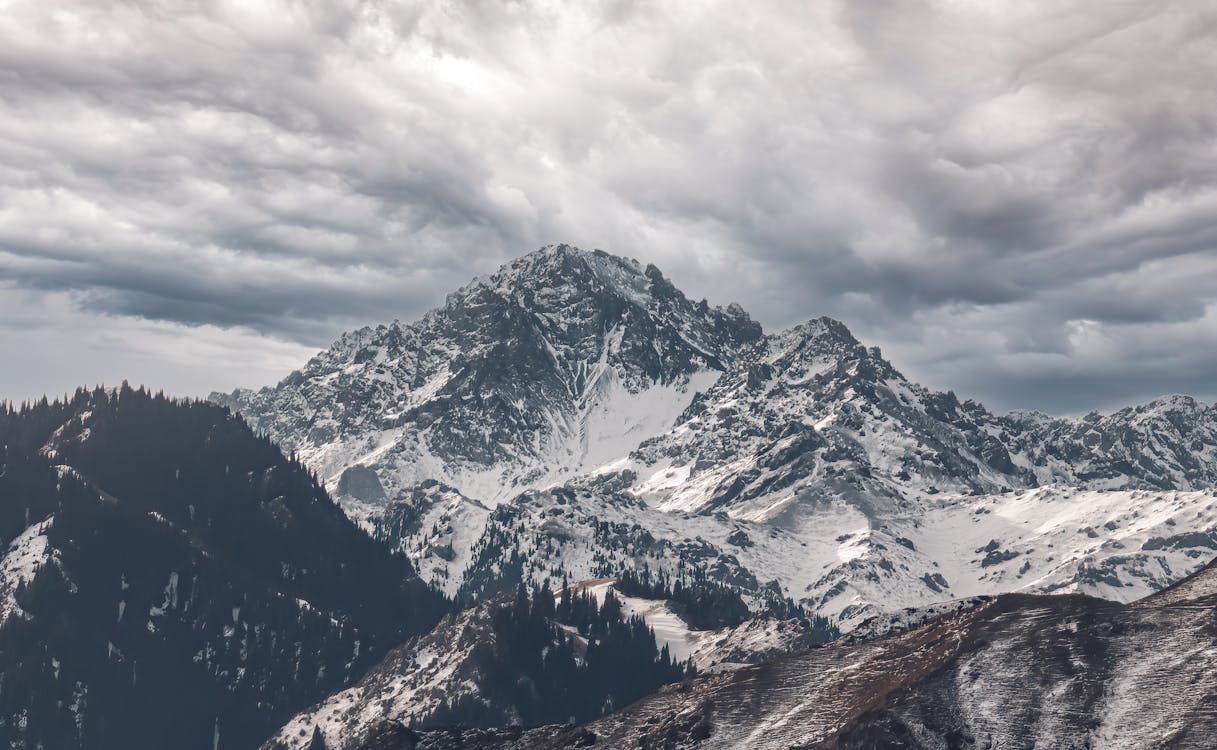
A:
[{"left": 1, "top": 0, "right": 1214, "bottom": 413}]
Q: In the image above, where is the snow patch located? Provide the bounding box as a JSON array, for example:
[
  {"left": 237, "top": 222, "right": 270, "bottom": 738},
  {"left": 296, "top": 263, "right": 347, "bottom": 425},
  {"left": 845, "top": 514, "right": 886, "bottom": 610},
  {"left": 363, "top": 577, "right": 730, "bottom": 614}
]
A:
[{"left": 0, "top": 518, "right": 54, "bottom": 625}]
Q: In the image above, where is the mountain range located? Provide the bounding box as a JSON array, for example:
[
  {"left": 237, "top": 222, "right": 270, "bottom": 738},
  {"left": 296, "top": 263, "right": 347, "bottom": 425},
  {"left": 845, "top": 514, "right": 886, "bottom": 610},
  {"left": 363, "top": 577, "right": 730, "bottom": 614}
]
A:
[{"left": 214, "top": 245, "right": 1217, "bottom": 629}]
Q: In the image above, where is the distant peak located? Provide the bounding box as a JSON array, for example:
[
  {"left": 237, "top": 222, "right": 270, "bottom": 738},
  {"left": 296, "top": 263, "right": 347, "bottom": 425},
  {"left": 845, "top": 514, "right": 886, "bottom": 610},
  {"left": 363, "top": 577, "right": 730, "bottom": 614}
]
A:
[
  {"left": 778, "top": 316, "right": 860, "bottom": 348},
  {"left": 529, "top": 243, "right": 594, "bottom": 259},
  {"left": 1144, "top": 394, "right": 1200, "bottom": 408},
  {"left": 459, "top": 244, "right": 636, "bottom": 294},
  {"left": 810, "top": 316, "right": 858, "bottom": 341},
  {"left": 442, "top": 245, "right": 723, "bottom": 324},
  {"left": 1124, "top": 394, "right": 1205, "bottom": 417},
  {"left": 501, "top": 244, "right": 640, "bottom": 276}
]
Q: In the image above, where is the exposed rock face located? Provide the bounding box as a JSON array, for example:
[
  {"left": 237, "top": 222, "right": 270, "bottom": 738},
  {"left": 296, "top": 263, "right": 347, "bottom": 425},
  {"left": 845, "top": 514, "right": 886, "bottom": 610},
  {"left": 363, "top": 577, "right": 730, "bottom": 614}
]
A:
[
  {"left": 338, "top": 465, "right": 388, "bottom": 504},
  {"left": 573, "top": 584, "right": 1217, "bottom": 749}
]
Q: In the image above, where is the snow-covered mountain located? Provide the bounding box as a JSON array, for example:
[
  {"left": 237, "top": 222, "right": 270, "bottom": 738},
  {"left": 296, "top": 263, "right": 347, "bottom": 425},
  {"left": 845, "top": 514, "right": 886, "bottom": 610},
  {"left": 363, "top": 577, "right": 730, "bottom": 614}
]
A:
[
  {"left": 213, "top": 245, "right": 1217, "bottom": 628},
  {"left": 215, "top": 246, "right": 760, "bottom": 504},
  {"left": 620, "top": 318, "right": 1217, "bottom": 521}
]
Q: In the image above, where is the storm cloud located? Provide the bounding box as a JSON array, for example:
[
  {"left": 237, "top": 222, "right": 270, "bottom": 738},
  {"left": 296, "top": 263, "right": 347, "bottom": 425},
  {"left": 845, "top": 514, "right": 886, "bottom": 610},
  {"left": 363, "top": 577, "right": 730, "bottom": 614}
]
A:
[{"left": 1, "top": 0, "right": 1215, "bottom": 412}]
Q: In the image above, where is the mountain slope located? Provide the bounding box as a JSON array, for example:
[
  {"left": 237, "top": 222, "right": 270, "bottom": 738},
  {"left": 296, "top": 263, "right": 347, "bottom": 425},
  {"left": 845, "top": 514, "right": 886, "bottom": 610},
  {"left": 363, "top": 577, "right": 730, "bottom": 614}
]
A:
[
  {"left": 266, "top": 584, "right": 693, "bottom": 750},
  {"left": 0, "top": 387, "right": 446, "bottom": 749},
  {"left": 371, "top": 556, "right": 1217, "bottom": 749},
  {"left": 376, "top": 478, "right": 1217, "bottom": 629}
]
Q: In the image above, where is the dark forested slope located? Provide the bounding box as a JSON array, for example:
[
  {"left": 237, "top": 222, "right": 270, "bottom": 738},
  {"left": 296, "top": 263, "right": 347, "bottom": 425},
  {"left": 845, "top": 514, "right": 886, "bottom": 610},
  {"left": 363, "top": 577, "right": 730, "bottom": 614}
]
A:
[{"left": 0, "top": 386, "right": 446, "bottom": 749}]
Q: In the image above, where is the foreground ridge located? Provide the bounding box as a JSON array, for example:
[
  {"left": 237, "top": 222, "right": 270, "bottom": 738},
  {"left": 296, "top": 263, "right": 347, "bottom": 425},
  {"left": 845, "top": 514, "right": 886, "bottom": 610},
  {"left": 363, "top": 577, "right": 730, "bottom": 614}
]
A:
[{"left": 361, "top": 557, "right": 1217, "bottom": 749}]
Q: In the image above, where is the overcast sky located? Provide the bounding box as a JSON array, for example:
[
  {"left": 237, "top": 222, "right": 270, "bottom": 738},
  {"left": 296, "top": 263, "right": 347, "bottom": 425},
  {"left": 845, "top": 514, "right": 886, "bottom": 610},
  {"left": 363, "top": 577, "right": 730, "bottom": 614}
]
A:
[{"left": 1, "top": 0, "right": 1215, "bottom": 414}]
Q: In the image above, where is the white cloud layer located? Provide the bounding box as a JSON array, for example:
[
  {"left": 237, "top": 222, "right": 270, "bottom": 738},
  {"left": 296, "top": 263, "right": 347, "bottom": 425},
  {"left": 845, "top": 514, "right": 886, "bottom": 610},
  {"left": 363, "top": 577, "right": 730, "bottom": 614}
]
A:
[{"left": 0, "top": 0, "right": 1214, "bottom": 411}]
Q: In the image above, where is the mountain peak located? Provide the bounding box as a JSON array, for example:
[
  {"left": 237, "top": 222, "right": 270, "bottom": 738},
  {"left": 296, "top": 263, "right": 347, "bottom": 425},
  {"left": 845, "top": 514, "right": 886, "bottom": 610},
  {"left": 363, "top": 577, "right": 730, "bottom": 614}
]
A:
[
  {"left": 1131, "top": 393, "right": 1204, "bottom": 414},
  {"left": 785, "top": 316, "right": 859, "bottom": 346},
  {"left": 764, "top": 315, "right": 864, "bottom": 368},
  {"left": 216, "top": 245, "right": 766, "bottom": 503},
  {"left": 454, "top": 244, "right": 662, "bottom": 313},
  {"left": 447, "top": 246, "right": 760, "bottom": 340}
]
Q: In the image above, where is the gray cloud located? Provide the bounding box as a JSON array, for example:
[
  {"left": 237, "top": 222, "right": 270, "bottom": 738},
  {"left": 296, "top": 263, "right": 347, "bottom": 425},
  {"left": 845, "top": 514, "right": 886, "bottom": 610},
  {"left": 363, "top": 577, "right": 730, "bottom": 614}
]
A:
[{"left": 0, "top": 0, "right": 1215, "bottom": 412}]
